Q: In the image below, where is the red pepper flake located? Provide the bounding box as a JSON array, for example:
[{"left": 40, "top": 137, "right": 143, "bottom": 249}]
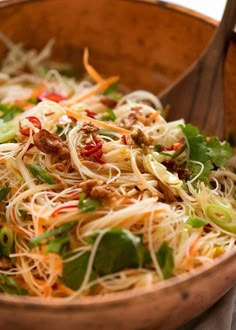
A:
[
  {"left": 173, "top": 140, "right": 185, "bottom": 151},
  {"left": 160, "top": 140, "right": 184, "bottom": 152},
  {"left": 81, "top": 139, "right": 105, "bottom": 164},
  {"left": 52, "top": 283, "right": 58, "bottom": 290},
  {"left": 161, "top": 160, "right": 174, "bottom": 170},
  {"left": 38, "top": 92, "right": 66, "bottom": 103},
  {"left": 160, "top": 145, "right": 173, "bottom": 152},
  {"left": 85, "top": 109, "right": 97, "bottom": 119},
  {"left": 19, "top": 116, "right": 42, "bottom": 136},
  {"left": 121, "top": 135, "right": 127, "bottom": 145},
  {"left": 52, "top": 205, "right": 78, "bottom": 217}
]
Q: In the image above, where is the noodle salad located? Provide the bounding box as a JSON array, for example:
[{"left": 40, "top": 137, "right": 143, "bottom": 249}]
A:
[{"left": 0, "top": 35, "right": 235, "bottom": 300}]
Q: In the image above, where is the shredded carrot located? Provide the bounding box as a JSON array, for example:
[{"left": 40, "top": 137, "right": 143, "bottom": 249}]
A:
[
  {"left": 66, "top": 75, "right": 119, "bottom": 106},
  {"left": 57, "top": 283, "right": 75, "bottom": 296},
  {"left": 149, "top": 110, "right": 160, "bottom": 121},
  {"left": 15, "top": 83, "right": 46, "bottom": 109},
  {"left": 189, "top": 236, "right": 199, "bottom": 257},
  {"left": 30, "top": 83, "right": 45, "bottom": 99},
  {"left": 48, "top": 253, "right": 63, "bottom": 274},
  {"left": 0, "top": 221, "right": 29, "bottom": 237},
  {"left": 35, "top": 278, "right": 52, "bottom": 297},
  {"left": 0, "top": 158, "right": 7, "bottom": 164},
  {"left": 143, "top": 208, "right": 166, "bottom": 217},
  {"left": 37, "top": 218, "right": 45, "bottom": 235},
  {"left": 66, "top": 109, "right": 130, "bottom": 135},
  {"left": 83, "top": 48, "right": 104, "bottom": 84}
]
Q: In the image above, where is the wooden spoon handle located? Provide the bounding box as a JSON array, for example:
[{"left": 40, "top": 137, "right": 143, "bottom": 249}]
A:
[
  {"left": 203, "top": 0, "right": 236, "bottom": 61},
  {"left": 159, "top": 0, "right": 236, "bottom": 139}
]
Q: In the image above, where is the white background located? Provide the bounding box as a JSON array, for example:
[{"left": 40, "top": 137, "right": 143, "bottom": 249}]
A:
[{"left": 167, "top": 0, "right": 227, "bottom": 20}]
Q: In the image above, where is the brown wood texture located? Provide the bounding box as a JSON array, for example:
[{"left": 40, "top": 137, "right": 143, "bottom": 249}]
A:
[
  {"left": 159, "top": 0, "right": 236, "bottom": 139},
  {"left": 0, "top": 0, "right": 214, "bottom": 98},
  {"left": 0, "top": 0, "right": 235, "bottom": 139}
]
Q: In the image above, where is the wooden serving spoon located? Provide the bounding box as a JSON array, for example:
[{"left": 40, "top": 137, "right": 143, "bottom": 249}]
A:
[{"left": 158, "top": 0, "right": 236, "bottom": 139}]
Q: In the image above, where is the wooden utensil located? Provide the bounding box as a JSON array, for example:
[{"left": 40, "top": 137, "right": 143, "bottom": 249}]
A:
[{"left": 159, "top": 0, "right": 236, "bottom": 139}]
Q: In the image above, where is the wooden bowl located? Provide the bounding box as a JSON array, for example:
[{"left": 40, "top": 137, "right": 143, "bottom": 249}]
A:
[{"left": 0, "top": 1, "right": 236, "bottom": 329}]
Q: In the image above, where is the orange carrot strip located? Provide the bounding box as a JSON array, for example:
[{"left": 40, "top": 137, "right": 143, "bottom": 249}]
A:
[
  {"left": 57, "top": 283, "right": 75, "bottom": 296},
  {"left": 66, "top": 109, "right": 130, "bottom": 135},
  {"left": 189, "top": 236, "right": 199, "bottom": 257},
  {"left": 66, "top": 75, "right": 119, "bottom": 106},
  {"left": 0, "top": 222, "right": 29, "bottom": 237},
  {"left": 30, "top": 83, "right": 46, "bottom": 99},
  {"left": 149, "top": 110, "right": 160, "bottom": 121},
  {"left": 83, "top": 48, "right": 104, "bottom": 84}
]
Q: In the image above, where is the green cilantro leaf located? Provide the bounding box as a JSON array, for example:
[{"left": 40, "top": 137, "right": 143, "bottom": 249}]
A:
[
  {"left": 207, "top": 137, "right": 233, "bottom": 167},
  {"left": 181, "top": 124, "right": 208, "bottom": 164},
  {"left": 61, "top": 252, "right": 95, "bottom": 290},
  {"left": 0, "top": 274, "right": 28, "bottom": 295},
  {"left": 61, "top": 228, "right": 148, "bottom": 290},
  {"left": 91, "top": 228, "right": 146, "bottom": 276},
  {"left": 181, "top": 124, "right": 233, "bottom": 183}
]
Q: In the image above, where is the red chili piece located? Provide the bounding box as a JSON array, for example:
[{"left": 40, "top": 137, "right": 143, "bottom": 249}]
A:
[
  {"left": 160, "top": 140, "right": 184, "bottom": 152},
  {"left": 52, "top": 205, "right": 78, "bottom": 217},
  {"left": 121, "top": 135, "right": 127, "bottom": 145},
  {"left": 38, "top": 92, "right": 66, "bottom": 103},
  {"left": 81, "top": 140, "right": 105, "bottom": 164},
  {"left": 19, "top": 116, "right": 42, "bottom": 136},
  {"left": 85, "top": 109, "right": 97, "bottom": 119}
]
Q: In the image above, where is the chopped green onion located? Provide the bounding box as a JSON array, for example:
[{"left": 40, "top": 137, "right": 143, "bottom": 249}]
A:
[
  {"left": 56, "top": 125, "right": 66, "bottom": 140},
  {"left": 0, "top": 187, "right": 11, "bottom": 202},
  {"left": 172, "top": 144, "right": 187, "bottom": 159},
  {"left": 29, "top": 221, "right": 77, "bottom": 249},
  {"left": 100, "top": 108, "right": 116, "bottom": 122},
  {"left": 46, "top": 236, "right": 71, "bottom": 254},
  {"left": 186, "top": 216, "right": 208, "bottom": 228},
  {"left": 19, "top": 209, "right": 28, "bottom": 219},
  {"left": 159, "top": 151, "right": 173, "bottom": 157},
  {"left": 78, "top": 192, "right": 101, "bottom": 213},
  {"left": 205, "top": 204, "right": 235, "bottom": 233},
  {"left": 0, "top": 227, "right": 14, "bottom": 256},
  {"left": 28, "top": 164, "right": 55, "bottom": 184},
  {"left": 154, "top": 145, "right": 161, "bottom": 152},
  {"left": 156, "top": 241, "right": 174, "bottom": 279},
  {"left": 103, "top": 82, "right": 118, "bottom": 97},
  {"left": 0, "top": 122, "right": 17, "bottom": 143},
  {"left": 27, "top": 97, "right": 39, "bottom": 105}
]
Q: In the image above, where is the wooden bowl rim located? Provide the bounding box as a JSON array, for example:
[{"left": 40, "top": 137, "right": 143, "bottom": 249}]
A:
[
  {"left": 0, "top": 0, "right": 219, "bottom": 27},
  {"left": 0, "top": 248, "right": 235, "bottom": 308},
  {"left": 0, "top": 0, "right": 234, "bottom": 309}
]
